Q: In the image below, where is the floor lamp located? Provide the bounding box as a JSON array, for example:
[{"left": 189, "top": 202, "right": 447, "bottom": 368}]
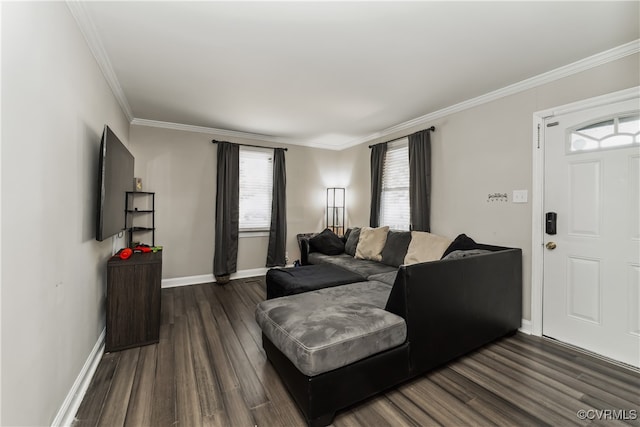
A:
[{"left": 327, "top": 188, "right": 345, "bottom": 237}]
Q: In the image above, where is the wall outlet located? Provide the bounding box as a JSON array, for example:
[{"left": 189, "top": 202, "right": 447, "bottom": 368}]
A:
[{"left": 513, "top": 190, "right": 528, "bottom": 203}]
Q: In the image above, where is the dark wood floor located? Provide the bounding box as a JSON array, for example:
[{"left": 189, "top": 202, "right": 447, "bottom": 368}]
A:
[{"left": 73, "top": 277, "right": 640, "bottom": 427}]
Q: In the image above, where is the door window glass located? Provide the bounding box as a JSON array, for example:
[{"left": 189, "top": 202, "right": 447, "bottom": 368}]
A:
[{"left": 568, "top": 113, "right": 639, "bottom": 153}]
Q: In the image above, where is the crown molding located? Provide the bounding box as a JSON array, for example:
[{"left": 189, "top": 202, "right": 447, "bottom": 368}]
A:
[
  {"left": 130, "top": 119, "right": 348, "bottom": 150},
  {"left": 130, "top": 118, "right": 299, "bottom": 145},
  {"left": 64, "top": 2, "right": 638, "bottom": 152},
  {"left": 66, "top": 1, "right": 134, "bottom": 122},
  {"left": 339, "top": 39, "right": 640, "bottom": 150},
  {"left": 131, "top": 39, "right": 638, "bottom": 151}
]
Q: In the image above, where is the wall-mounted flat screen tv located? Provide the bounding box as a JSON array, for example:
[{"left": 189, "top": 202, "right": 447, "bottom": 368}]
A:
[{"left": 96, "top": 125, "right": 134, "bottom": 241}]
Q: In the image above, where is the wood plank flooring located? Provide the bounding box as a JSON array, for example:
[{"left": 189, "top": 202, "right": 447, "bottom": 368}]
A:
[{"left": 73, "top": 277, "right": 640, "bottom": 427}]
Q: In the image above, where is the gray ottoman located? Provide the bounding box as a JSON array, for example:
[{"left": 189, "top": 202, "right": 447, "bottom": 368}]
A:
[{"left": 256, "top": 280, "right": 407, "bottom": 376}]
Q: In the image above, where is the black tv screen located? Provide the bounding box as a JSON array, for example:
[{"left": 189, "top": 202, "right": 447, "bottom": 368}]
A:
[{"left": 96, "top": 125, "right": 134, "bottom": 241}]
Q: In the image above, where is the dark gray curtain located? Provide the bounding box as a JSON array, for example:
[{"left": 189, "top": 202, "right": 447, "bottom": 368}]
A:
[
  {"left": 266, "top": 148, "right": 287, "bottom": 267},
  {"left": 369, "top": 143, "right": 387, "bottom": 227},
  {"left": 408, "top": 130, "right": 431, "bottom": 232},
  {"left": 213, "top": 142, "right": 240, "bottom": 278}
]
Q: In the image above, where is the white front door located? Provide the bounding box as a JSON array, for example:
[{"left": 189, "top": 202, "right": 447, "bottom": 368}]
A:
[{"left": 542, "top": 98, "right": 640, "bottom": 367}]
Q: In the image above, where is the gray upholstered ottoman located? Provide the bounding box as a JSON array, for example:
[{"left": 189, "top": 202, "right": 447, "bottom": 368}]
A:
[
  {"left": 255, "top": 280, "right": 407, "bottom": 377},
  {"left": 266, "top": 264, "right": 363, "bottom": 299}
]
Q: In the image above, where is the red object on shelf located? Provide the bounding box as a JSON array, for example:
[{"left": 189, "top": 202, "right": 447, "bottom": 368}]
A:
[
  {"left": 119, "top": 248, "right": 133, "bottom": 260},
  {"left": 135, "top": 245, "right": 152, "bottom": 253}
]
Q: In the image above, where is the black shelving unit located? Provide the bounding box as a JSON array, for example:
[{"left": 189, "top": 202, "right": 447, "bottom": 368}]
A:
[{"left": 125, "top": 191, "right": 155, "bottom": 246}]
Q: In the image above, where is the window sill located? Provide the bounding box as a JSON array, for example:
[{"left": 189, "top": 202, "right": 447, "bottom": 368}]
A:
[{"left": 239, "top": 230, "right": 270, "bottom": 238}]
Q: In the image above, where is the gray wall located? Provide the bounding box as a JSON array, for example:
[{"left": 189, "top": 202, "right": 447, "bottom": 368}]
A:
[
  {"left": 1, "top": 3, "right": 130, "bottom": 425},
  {"left": 129, "top": 125, "right": 345, "bottom": 279},
  {"left": 338, "top": 143, "right": 372, "bottom": 227},
  {"left": 350, "top": 53, "right": 640, "bottom": 321}
]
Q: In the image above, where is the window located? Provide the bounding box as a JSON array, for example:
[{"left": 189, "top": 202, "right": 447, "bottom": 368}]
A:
[
  {"left": 239, "top": 147, "right": 273, "bottom": 231},
  {"left": 380, "top": 139, "right": 410, "bottom": 230},
  {"left": 569, "top": 113, "right": 639, "bottom": 153}
]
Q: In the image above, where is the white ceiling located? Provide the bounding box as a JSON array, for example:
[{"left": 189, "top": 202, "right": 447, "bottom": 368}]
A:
[{"left": 73, "top": 1, "right": 639, "bottom": 149}]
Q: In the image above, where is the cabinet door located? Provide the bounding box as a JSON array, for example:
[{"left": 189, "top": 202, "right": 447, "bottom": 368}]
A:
[
  {"left": 106, "top": 263, "right": 137, "bottom": 351},
  {"left": 106, "top": 259, "right": 161, "bottom": 351},
  {"left": 134, "top": 261, "right": 161, "bottom": 344}
]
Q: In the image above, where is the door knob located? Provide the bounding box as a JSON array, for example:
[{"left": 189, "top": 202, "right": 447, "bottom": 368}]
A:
[{"left": 546, "top": 242, "right": 557, "bottom": 250}]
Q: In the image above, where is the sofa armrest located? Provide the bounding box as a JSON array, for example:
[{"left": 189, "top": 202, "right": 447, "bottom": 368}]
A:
[
  {"left": 296, "top": 233, "right": 318, "bottom": 266},
  {"left": 300, "top": 239, "right": 311, "bottom": 265},
  {"left": 386, "top": 247, "right": 522, "bottom": 375}
]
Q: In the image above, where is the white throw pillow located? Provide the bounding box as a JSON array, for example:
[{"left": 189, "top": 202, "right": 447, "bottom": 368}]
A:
[
  {"left": 355, "top": 226, "right": 390, "bottom": 261},
  {"left": 404, "top": 231, "right": 452, "bottom": 265}
]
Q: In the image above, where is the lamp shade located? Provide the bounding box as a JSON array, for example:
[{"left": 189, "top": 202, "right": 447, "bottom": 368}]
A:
[{"left": 327, "top": 188, "right": 345, "bottom": 208}]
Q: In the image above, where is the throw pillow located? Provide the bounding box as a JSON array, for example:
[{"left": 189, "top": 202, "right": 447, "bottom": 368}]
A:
[
  {"left": 404, "top": 231, "right": 452, "bottom": 265},
  {"left": 343, "top": 228, "right": 352, "bottom": 243},
  {"left": 344, "top": 227, "right": 361, "bottom": 256},
  {"left": 381, "top": 230, "right": 412, "bottom": 267},
  {"left": 441, "top": 233, "right": 479, "bottom": 258},
  {"left": 308, "top": 228, "right": 345, "bottom": 255},
  {"left": 355, "top": 226, "right": 390, "bottom": 261}
]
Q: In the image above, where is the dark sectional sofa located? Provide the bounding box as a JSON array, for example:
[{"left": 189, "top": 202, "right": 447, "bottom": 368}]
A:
[
  {"left": 300, "top": 227, "right": 410, "bottom": 275},
  {"left": 256, "top": 228, "right": 522, "bottom": 426}
]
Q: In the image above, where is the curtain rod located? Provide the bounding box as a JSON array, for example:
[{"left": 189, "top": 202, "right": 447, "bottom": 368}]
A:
[
  {"left": 368, "top": 126, "right": 435, "bottom": 149},
  {"left": 211, "top": 139, "right": 288, "bottom": 151}
]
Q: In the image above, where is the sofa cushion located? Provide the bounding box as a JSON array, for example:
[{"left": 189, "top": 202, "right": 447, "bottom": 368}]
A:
[
  {"left": 266, "top": 264, "right": 364, "bottom": 299},
  {"left": 442, "top": 249, "right": 492, "bottom": 260},
  {"left": 355, "top": 226, "right": 389, "bottom": 261},
  {"left": 308, "top": 252, "right": 397, "bottom": 279},
  {"left": 404, "top": 231, "right": 452, "bottom": 265},
  {"left": 344, "top": 227, "right": 361, "bottom": 256},
  {"left": 308, "top": 228, "right": 345, "bottom": 255},
  {"left": 308, "top": 252, "right": 352, "bottom": 265},
  {"left": 255, "top": 280, "right": 407, "bottom": 377},
  {"left": 368, "top": 271, "right": 398, "bottom": 286},
  {"left": 442, "top": 233, "right": 479, "bottom": 258},
  {"left": 343, "top": 227, "right": 352, "bottom": 243},
  {"left": 381, "top": 230, "right": 412, "bottom": 267}
]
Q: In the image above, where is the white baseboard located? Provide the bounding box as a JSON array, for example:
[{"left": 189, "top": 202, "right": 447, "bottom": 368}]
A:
[
  {"left": 230, "top": 267, "right": 270, "bottom": 280},
  {"left": 162, "top": 273, "right": 215, "bottom": 288},
  {"left": 161, "top": 267, "right": 269, "bottom": 288},
  {"left": 52, "top": 328, "right": 106, "bottom": 427},
  {"left": 519, "top": 318, "right": 532, "bottom": 335}
]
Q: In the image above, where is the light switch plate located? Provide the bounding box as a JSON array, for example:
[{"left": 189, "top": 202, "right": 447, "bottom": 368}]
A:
[{"left": 513, "top": 190, "right": 528, "bottom": 203}]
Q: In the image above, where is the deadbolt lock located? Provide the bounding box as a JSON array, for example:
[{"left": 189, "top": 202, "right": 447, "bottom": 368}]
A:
[{"left": 546, "top": 242, "right": 557, "bottom": 250}]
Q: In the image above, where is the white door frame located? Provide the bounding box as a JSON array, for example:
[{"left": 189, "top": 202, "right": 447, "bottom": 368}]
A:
[{"left": 530, "top": 86, "right": 640, "bottom": 337}]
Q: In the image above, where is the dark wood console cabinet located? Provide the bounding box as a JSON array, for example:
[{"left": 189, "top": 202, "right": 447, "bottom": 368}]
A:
[{"left": 106, "top": 251, "right": 162, "bottom": 352}]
